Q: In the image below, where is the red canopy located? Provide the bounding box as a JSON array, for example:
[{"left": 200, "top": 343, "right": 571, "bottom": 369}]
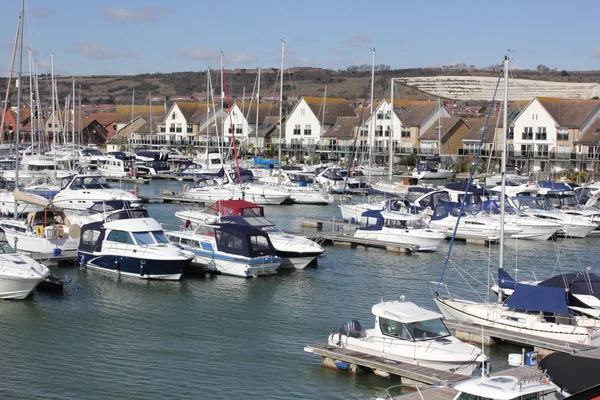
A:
[{"left": 208, "top": 200, "right": 264, "bottom": 217}]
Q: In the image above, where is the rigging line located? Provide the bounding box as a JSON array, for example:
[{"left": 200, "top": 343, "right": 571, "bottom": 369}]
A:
[
  {"left": 343, "top": 106, "right": 367, "bottom": 195},
  {"left": 449, "top": 260, "right": 487, "bottom": 303},
  {"left": 222, "top": 63, "right": 243, "bottom": 188},
  {"left": 436, "top": 70, "right": 503, "bottom": 289}
]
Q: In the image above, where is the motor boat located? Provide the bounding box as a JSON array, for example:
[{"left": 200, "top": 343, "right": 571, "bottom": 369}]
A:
[
  {"left": 537, "top": 180, "right": 600, "bottom": 232},
  {"left": 182, "top": 168, "right": 291, "bottom": 205},
  {"left": 354, "top": 210, "right": 445, "bottom": 251},
  {"left": 165, "top": 223, "right": 281, "bottom": 278},
  {"left": 539, "top": 351, "right": 600, "bottom": 397},
  {"left": 174, "top": 200, "right": 324, "bottom": 269},
  {"left": 0, "top": 189, "right": 80, "bottom": 254},
  {"left": 66, "top": 200, "right": 142, "bottom": 227},
  {"left": 314, "top": 166, "right": 366, "bottom": 193},
  {"left": 0, "top": 189, "right": 47, "bottom": 216},
  {"left": 328, "top": 298, "right": 488, "bottom": 376},
  {"left": 259, "top": 171, "right": 332, "bottom": 205},
  {"left": 0, "top": 227, "right": 46, "bottom": 299},
  {"left": 452, "top": 373, "right": 562, "bottom": 400},
  {"left": 407, "top": 189, "right": 522, "bottom": 240},
  {"left": 411, "top": 159, "right": 453, "bottom": 180},
  {"left": 52, "top": 174, "right": 141, "bottom": 211},
  {"left": 78, "top": 209, "right": 192, "bottom": 280}
]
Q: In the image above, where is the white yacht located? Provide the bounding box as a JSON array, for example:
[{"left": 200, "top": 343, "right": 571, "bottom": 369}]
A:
[
  {"left": 0, "top": 227, "right": 47, "bottom": 299},
  {"left": 0, "top": 189, "right": 80, "bottom": 254},
  {"left": 174, "top": 200, "right": 324, "bottom": 269},
  {"left": 0, "top": 189, "right": 47, "bottom": 216},
  {"left": 328, "top": 298, "right": 488, "bottom": 376},
  {"left": 183, "top": 169, "right": 291, "bottom": 205},
  {"left": 259, "top": 171, "right": 332, "bottom": 205},
  {"left": 165, "top": 223, "right": 281, "bottom": 278},
  {"left": 452, "top": 373, "right": 562, "bottom": 400},
  {"left": 354, "top": 210, "right": 445, "bottom": 251},
  {"left": 78, "top": 210, "right": 192, "bottom": 280},
  {"left": 97, "top": 154, "right": 137, "bottom": 180},
  {"left": 52, "top": 174, "right": 141, "bottom": 211},
  {"left": 314, "top": 166, "right": 366, "bottom": 193},
  {"left": 412, "top": 159, "right": 453, "bottom": 180}
]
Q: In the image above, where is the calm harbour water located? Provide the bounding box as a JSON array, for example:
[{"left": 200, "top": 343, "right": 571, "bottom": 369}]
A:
[{"left": 1, "top": 179, "right": 598, "bottom": 399}]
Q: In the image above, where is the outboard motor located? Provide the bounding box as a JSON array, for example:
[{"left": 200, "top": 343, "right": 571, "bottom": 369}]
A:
[{"left": 339, "top": 319, "right": 365, "bottom": 338}]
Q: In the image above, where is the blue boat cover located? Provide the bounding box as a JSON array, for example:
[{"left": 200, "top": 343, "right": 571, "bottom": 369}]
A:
[
  {"left": 538, "top": 181, "right": 571, "bottom": 191},
  {"left": 504, "top": 283, "right": 569, "bottom": 314},
  {"left": 445, "top": 182, "right": 488, "bottom": 195},
  {"left": 358, "top": 210, "right": 384, "bottom": 230},
  {"left": 498, "top": 268, "right": 517, "bottom": 290}
]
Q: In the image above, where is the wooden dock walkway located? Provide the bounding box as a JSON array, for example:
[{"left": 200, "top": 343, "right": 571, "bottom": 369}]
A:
[
  {"left": 18, "top": 249, "right": 78, "bottom": 265},
  {"left": 306, "top": 231, "right": 419, "bottom": 253},
  {"left": 444, "top": 320, "right": 597, "bottom": 355},
  {"left": 304, "top": 343, "right": 466, "bottom": 386}
]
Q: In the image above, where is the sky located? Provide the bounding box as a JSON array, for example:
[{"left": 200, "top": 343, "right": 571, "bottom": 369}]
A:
[{"left": 1, "top": 0, "right": 600, "bottom": 77}]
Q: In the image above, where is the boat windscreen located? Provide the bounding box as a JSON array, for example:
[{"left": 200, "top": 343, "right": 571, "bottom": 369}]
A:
[{"left": 405, "top": 318, "right": 451, "bottom": 341}]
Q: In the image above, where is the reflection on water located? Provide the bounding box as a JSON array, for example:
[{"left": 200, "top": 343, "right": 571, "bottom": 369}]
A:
[{"left": 0, "top": 179, "right": 597, "bottom": 399}]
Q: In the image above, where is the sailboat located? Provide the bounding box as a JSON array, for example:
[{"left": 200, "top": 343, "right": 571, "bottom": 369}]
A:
[{"left": 433, "top": 57, "right": 600, "bottom": 347}]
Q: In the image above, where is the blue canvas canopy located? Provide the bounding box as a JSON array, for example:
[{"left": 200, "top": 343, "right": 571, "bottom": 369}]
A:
[
  {"left": 538, "top": 181, "right": 572, "bottom": 192},
  {"left": 498, "top": 268, "right": 517, "bottom": 290},
  {"left": 504, "top": 283, "right": 569, "bottom": 314},
  {"left": 358, "top": 210, "right": 384, "bottom": 231}
]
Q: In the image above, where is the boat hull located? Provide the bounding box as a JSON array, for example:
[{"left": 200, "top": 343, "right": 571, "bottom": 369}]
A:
[
  {"left": 0, "top": 274, "right": 42, "bottom": 299},
  {"left": 188, "top": 251, "right": 279, "bottom": 278},
  {"left": 434, "top": 297, "right": 600, "bottom": 346},
  {"left": 276, "top": 253, "right": 319, "bottom": 269},
  {"left": 79, "top": 252, "right": 186, "bottom": 280}
]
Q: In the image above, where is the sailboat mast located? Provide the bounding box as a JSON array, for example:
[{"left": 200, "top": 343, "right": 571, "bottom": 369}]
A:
[
  {"left": 51, "top": 53, "right": 57, "bottom": 180},
  {"left": 389, "top": 78, "right": 394, "bottom": 182},
  {"left": 277, "top": 39, "right": 285, "bottom": 165},
  {"left": 14, "top": 0, "right": 25, "bottom": 218},
  {"left": 497, "top": 56, "right": 509, "bottom": 301},
  {"left": 255, "top": 67, "right": 261, "bottom": 155},
  {"left": 0, "top": 15, "right": 20, "bottom": 144},
  {"left": 438, "top": 97, "right": 442, "bottom": 156},
  {"left": 368, "top": 48, "right": 376, "bottom": 185},
  {"left": 72, "top": 79, "right": 75, "bottom": 168},
  {"left": 206, "top": 66, "right": 210, "bottom": 167},
  {"left": 28, "top": 49, "right": 34, "bottom": 151}
]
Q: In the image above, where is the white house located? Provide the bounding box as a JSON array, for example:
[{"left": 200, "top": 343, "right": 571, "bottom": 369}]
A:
[
  {"left": 283, "top": 96, "right": 355, "bottom": 149},
  {"left": 511, "top": 97, "right": 600, "bottom": 172},
  {"left": 221, "top": 103, "right": 279, "bottom": 149}
]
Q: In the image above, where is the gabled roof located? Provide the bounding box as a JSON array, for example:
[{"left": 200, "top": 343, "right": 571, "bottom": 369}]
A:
[
  {"left": 323, "top": 116, "right": 360, "bottom": 139},
  {"left": 302, "top": 96, "right": 355, "bottom": 125},
  {"left": 576, "top": 118, "right": 600, "bottom": 146},
  {"left": 462, "top": 117, "right": 496, "bottom": 143},
  {"left": 249, "top": 115, "right": 285, "bottom": 138},
  {"left": 537, "top": 97, "right": 600, "bottom": 128},
  {"left": 419, "top": 117, "right": 463, "bottom": 141},
  {"left": 116, "top": 105, "right": 165, "bottom": 124},
  {"left": 391, "top": 100, "right": 438, "bottom": 126},
  {"left": 231, "top": 102, "right": 279, "bottom": 125},
  {"left": 87, "top": 112, "right": 116, "bottom": 127}
]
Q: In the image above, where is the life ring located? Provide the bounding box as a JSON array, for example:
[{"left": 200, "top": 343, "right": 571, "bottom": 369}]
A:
[{"left": 35, "top": 226, "right": 44, "bottom": 236}]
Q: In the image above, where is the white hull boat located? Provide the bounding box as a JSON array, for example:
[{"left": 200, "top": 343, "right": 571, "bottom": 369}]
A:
[
  {"left": 327, "top": 299, "right": 488, "bottom": 377},
  {"left": 53, "top": 174, "right": 141, "bottom": 211}
]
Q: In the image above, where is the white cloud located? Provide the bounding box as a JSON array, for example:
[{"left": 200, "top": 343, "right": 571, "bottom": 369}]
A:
[
  {"left": 101, "top": 6, "right": 172, "bottom": 22},
  {"left": 67, "top": 43, "right": 138, "bottom": 60},
  {"left": 30, "top": 7, "right": 53, "bottom": 19},
  {"left": 229, "top": 51, "right": 257, "bottom": 64},
  {"left": 343, "top": 33, "right": 372, "bottom": 49},
  {"left": 171, "top": 47, "right": 220, "bottom": 63}
]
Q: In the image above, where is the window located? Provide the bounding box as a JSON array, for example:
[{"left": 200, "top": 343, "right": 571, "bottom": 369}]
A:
[
  {"left": 401, "top": 130, "right": 410, "bottom": 138},
  {"left": 405, "top": 318, "right": 451, "bottom": 341},
  {"left": 535, "top": 127, "right": 547, "bottom": 140},
  {"left": 385, "top": 110, "right": 391, "bottom": 119},
  {"left": 377, "top": 112, "right": 384, "bottom": 119},
  {"left": 557, "top": 127, "right": 569, "bottom": 141},
  {"left": 537, "top": 144, "right": 549, "bottom": 156},
  {"left": 172, "top": 112, "right": 176, "bottom": 120},
  {"left": 169, "top": 123, "right": 175, "bottom": 133},
  {"left": 106, "top": 230, "right": 135, "bottom": 244},
  {"left": 152, "top": 231, "right": 169, "bottom": 244},
  {"left": 187, "top": 124, "right": 193, "bottom": 133},
  {"left": 236, "top": 124, "right": 243, "bottom": 134},
  {"left": 161, "top": 124, "right": 166, "bottom": 133},
  {"left": 385, "top": 127, "right": 391, "bottom": 137},
  {"left": 82, "top": 230, "right": 101, "bottom": 246},
  {"left": 522, "top": 127, "right": 533, "bottom": 140},
  {"left": 376, "top": 126, "right": 383, "bottom": 137},
  {"left": 293, "top": 124, "right": 301, "bottom": 135},
  {"left": 379, "top": 317, "right": 412, "bottom": 340},
  {"left": 521, "top": 144, "right": 532, "bottom": 155},
  {"left": 250, "top": 235, "right": 270, "bottom": 253},
  {"left": 508, "top": 127, "right": 514, "bottom": 139},
  {"left": 133, "top": 232, "right": 155, "bottom": 245},
  {"left": 300, "top": 108, "right": 305, "bottom": 116},
  {"left": 176, "top": 123, "right": 182, "bottom": 133},
  {"left": 304, "top": 124, "right": 311, "bottom": 135}
]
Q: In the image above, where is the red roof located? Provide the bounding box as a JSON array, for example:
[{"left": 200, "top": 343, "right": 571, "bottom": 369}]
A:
[{"left": 208, "top": 200, "right": 264, "bottom": 217}]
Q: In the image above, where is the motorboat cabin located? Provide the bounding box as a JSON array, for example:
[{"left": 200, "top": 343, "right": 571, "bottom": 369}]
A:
[{"left": 165, "top": 223, "right": 281, "bottom": 278}]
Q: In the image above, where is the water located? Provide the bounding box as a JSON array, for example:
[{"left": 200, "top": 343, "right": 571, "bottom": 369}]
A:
[{"left": 1, "top": 179, "right": 597, "bottom": 399}]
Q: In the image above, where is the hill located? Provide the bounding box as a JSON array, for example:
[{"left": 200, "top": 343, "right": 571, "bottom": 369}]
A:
[{"left": 1, "top": 67, "right": 599, "bottom": 106}]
